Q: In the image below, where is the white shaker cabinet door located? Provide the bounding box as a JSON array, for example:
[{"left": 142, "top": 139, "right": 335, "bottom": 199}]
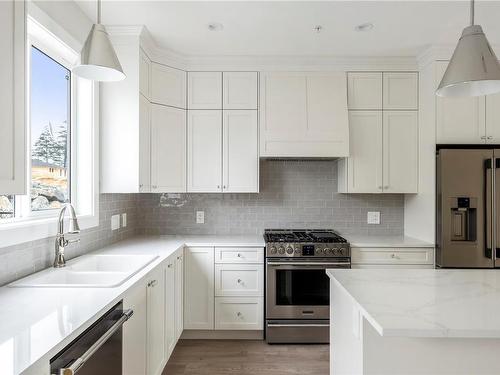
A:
[
  {"left": 151, "top": 63, "right": 186, "bottom": 109},
  {"left": 347, "top": 72, "right": 383, "bottom": 110},
  {"left": 187, "top": 110, "right": 223, "bottom": 192},
  {"left": 151, "top": 104, "right": 187, "bottom": 193},
  {"left": 146, "top": 267, "right": 165, "bottom": 375},
  {"left": 223, "top": 110, "right": 259, "bottom": 193},
  {"left": 486, "top": 93, "right": 500, "bottom": 144},
  {"left": 188, "top": 72, "right": 222, "bottom": 109},
  {"left": 184, "top": 247, "right": 215, "bottom": 330},
  {"left": 139, "top": 49, "right": 151, "bottom": 100},
  {"left": 139, "top": 95, "right": 151, "bottom": 192},
  {"left": 223, "top": 72, "right": 258, "bottom": 109},
  {"left": 123, "top": 282, "right": 147, "bottom": 375},
  {"left": 0, "top": 0, "right": 25, "bottom": 195},
  {"left": 165, "top": 258, "right": 176, "bottom": 360},
  {"left": 346, "top": 111, "right": 383, "bottom": 193},
  {"left": 174, "top": 250, "right": 184, "bottom": 341},
  {"left": 383, "top": 72, "right": 418, "bottom": 110},
  {"left": 382, "top": 111, "right": 418, "bottom": 193},
  {"left": 435, "top": 61, "right": 486, "bottom": 144}
]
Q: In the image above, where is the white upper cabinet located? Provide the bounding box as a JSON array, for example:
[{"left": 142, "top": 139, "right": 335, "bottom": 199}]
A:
[
  {"left": 347, "top": 72, "right": 383, "bottom": 110},
  {"left": 139, "top": 49, "right": 151, "bottom": 100},
  {"left": 486, "top": 93, "right": 500, "bottom": 144},
  {"left": 260, "top": 71, "right": 349, "bottom": 158},
  {"left": 223, "top": 110, "right": 259, "bottom": 193},
  {"left": 151, "top": 104, "right": 187, "bottom": 193},
  {"left": 223, "top": 72, "right": 258, "bottom": 109},
  {"left": 383, "top": 72, "right": 418, "bottom": 110},
  {"left": 340, "top": 111, "right": 383, "bottom": 193},
  {"left": 188, "top": 72, "right": 223, "bottom": 109},
  {"left": 435, "top": 61, "right": 486, "bottom": 144},
  {"left": 382, "top": 111, "right": 418, "bottom": 193},
  {"left": 151, "top": 63, "right": 186, "bottom": 109},
  {"left": 138, "top": 96, "right": 151, "bottom": 192},
  {"left": 187, "top": 110, "right": 223, "bottom": 192},
  {"left": 0, "top": 0, "right": 25, "bottom": 195}
]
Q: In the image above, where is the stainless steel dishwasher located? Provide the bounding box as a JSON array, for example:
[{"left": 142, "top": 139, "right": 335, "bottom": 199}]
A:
[{"left": 50, "top": 301, "right": 133, "bottom": 375}]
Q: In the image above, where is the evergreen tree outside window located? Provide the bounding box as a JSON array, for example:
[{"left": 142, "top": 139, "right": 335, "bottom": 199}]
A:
[{"left": 30, "top": 47, "right": 71, "bottom": 212}]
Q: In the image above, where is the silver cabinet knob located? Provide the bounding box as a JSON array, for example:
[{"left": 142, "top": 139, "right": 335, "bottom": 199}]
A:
[
  {"left": 148, "top": 279, "right": 158, "bottom": 287},
  {"left": 487, "top": 136, "right": 493, "bottom": 140},
  {"left": 237, "top": 279, "right": 242, "bottom": 284},
  {"left": 237, "top": 253, "right": 242, "bottom": 258},
  {"left": 237, "top": 312, "right": 242, "bottom": 317}
]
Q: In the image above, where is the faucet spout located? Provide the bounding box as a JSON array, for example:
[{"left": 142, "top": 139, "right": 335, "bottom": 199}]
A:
[{"left": 54, "top": 203, "right": 81, "bottom": 268}]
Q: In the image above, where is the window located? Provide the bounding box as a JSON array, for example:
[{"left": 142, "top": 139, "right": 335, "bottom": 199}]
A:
[
  {"left": 30, "top": 46, "right": 71, "bottom": 212},
  {"left": 0, "top": 11, "right": 98, "bottom": 244}
]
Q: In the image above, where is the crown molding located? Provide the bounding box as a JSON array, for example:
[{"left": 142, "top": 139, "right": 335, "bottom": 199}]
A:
[{"left": 105, "top": 25, "right": 144, "bottom": 36}]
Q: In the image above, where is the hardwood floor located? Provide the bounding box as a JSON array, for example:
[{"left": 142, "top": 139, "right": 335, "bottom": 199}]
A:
[{"left": 162, "top": 340, "right": 329, "bottom": 375}]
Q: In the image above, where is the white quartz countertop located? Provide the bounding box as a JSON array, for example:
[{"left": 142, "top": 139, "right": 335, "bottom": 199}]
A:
[
  {"left": 327, "top": 268, "right": 500, "bottom": 339},
  {"left": 345, "top": 235, "right": 434, "bottom": 248},
  {"left": 0, "top": 234, "right": 264, "bottom": 375}
]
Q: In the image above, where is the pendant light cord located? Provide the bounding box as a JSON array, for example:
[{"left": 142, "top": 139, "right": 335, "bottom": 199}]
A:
[
  {"left": 97, "top": 0, "right": 101, "bottom": 24},
  {"left": 470, "top": 0, "right": 475, "bottom": 25}
]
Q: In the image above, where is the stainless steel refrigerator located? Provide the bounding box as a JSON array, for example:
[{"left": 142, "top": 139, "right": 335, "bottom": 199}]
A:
[{"left": 436, "top": 147, "right": 500, "bottom": 268}]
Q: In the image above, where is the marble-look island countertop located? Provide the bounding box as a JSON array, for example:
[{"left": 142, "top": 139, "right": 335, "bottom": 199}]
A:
[{"left": 327, "top": 268, "right": 500, "bottom": 338}]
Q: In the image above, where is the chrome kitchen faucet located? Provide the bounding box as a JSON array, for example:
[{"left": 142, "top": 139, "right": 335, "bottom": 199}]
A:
[{"left": 54, "top": 203, "right": 81, "bottom": 268}]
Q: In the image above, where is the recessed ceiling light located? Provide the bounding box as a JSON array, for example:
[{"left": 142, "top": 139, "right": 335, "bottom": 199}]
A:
[
  {"left": 355, "top": 23, "right": 374, "bottom": 32},
  {"left": 314, "top": 25, "right": 323, "bottom": 33},
  {"left": 207, "top": 23, "right": 224, "bottom": 32}
]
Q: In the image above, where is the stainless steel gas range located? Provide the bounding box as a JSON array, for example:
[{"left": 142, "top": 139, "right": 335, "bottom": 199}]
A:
[{"left": 264, "top": 229, "right": 350, "bottom": 344}]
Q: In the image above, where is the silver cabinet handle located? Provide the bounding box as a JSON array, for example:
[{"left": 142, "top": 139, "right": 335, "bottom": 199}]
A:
[
  {"left": 237, "top": 253, "right": 242, "bottom": 258},
  {"left": 61, "top": 309, "right": 133, "bottom": 374},
  {"left": 267, "top": 323, "right": 329, "bottom": 328},
  {"left": 168, "top": 264, "right": 172, "bottom": 268},
  {"left": 487, "top": 136, "right": 493, "bottom": 140},
  {"left": 148, "top": 279, "right": 158, "bottom": 287},
  {"left": 237, "top": 278, "right": 242, "bottom": 283},
  {"left": 237, "top": 312, "right": 242, "bottom": 317}
]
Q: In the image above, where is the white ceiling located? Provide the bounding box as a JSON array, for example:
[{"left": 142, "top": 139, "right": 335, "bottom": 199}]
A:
[{"left": 75, "top": 1, "right": 500, "bottom": 57}]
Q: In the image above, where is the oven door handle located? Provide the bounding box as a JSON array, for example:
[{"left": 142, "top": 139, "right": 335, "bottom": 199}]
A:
[
  {"left": 267, "top": 261, "right": 350, "bottom": 267},
  {"left": 58, "top": 309, "right": 133, "bottom": 375},
  {"left": 267, "top": 323, "right": 330, "bottom": 327}
]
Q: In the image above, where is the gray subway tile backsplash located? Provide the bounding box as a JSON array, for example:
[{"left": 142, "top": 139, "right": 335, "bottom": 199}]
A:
[{"left": 0, "top": 160, "right": 404, "bottom": 286}]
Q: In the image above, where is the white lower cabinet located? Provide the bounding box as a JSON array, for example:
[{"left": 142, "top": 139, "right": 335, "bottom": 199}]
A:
[
  {"left": 184, "top": 247, "right": 215, "bottom": 329},
  {"left": 351, "top": 247, "right": 435, "bottom": 269},
  {"left": 184, "top": 246, "right": 264, "bottom": 333},
  {"left": 123, "top": 282, "right": 148, "bottom": 375},
  {"left": 215, "top": 264, "right": 263, "bottom": 297},
  {"left": 165, "top": 259, "right": 176, "bottom": 360},
  {"left": 146, "top": 266, "right": 166, "bottom": 375},
  {"left": 174, "top": 251, "right": 184, "bottom": 341},
  {"left": 215, "top": 297, "right": 263, "bottom": 330}
]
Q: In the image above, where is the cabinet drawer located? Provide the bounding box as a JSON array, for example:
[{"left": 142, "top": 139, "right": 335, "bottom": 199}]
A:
[
  {"left": 351, "top": 247, "right": 434, "bottom": 265},
  {"left": 215, "top": 297, "right": 263, "bottom": 330},
  {"left": 215, "top": 264, "right": 263, "bottom": 297},
  {"left": 215, "top": 247, "right": 264, "bottom": 264}
]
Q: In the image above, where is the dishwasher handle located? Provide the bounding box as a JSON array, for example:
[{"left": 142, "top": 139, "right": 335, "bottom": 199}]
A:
[{"left": 58, "top": 309, "right": 133, "bottom": 375}]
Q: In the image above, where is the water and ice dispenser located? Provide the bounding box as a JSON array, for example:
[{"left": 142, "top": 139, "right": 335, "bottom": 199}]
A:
[{"left": 449, "top": 197, "right": 477, "bottom": 242}]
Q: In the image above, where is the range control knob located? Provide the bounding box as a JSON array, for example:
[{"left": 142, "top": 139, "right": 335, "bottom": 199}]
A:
[
  {"left": 324, "top": 248, "right": 331, "bottom": 255},
  {"left": 278, "top": 246, "right": 285, "bottom": 255},
  {"left": 332, "top": 247, "right": 339, "bottom": 255},
  {"left": 315, "top": 247, "right": 322, "bottom": 254},
  {"left": 295, "top": 247, "right": 301, "bottom": 254},
  {"left": 339, "top": 247, "right": 347, "bottom": 256},
  {"left": 286, "top": 246, "right": 294, "bottom": 255},
  {"left": 270, "top": 246, "right": 277, "bottom": 254}
]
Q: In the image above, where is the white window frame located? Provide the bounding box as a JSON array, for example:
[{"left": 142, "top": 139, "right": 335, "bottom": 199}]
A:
[{"left": 0, "top": 4, "right": 99, "bottom": 248}]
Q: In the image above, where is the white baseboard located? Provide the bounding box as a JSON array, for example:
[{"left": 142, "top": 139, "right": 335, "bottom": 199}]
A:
[{"left": 181, "top": 330, "right": 264, "bottom": 340}]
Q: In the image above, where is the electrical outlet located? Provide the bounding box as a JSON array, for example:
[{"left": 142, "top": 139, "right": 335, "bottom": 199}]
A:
[
  {"left": 111, "top": 214, "right": 120, "bottom": 230},
  {"left": 196, "top": 210, "right": 205, "bottom": 224},
  {"left": 122, "top": 213, "right": 127, "bottom": 228},
  {"left": 367, "top": 211, "right": 381, "bottom": 225}
]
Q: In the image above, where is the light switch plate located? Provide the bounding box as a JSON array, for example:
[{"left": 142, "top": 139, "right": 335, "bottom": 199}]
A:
[
  {"left": 367, "top": 211, "right": 381, "bottom": 225},
  {"left": 196, "top": 210, "right": 205, "bottom": 224},
  {"left": 122, "top": 213, "right": 127, "bottom": 228},
  {"left": 111, "top": 214, "right": 120, "bottom": 230}
]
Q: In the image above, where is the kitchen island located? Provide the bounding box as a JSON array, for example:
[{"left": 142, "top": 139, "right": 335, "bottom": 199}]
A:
[{"left": 327, "top": 269, "right": 500, "bottom": 375}]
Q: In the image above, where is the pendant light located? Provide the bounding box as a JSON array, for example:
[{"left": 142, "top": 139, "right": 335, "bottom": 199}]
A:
[
  {"left": 436, "top": 0, "right": 500, "bottom": 97},
  {"left": 72, "top": 0, "right": 125, "bottom": 81}
]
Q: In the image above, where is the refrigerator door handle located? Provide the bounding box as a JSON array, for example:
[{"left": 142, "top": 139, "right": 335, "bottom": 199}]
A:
[
  {"left": 485, "top": 158, "right": 493, "bottom": 260},
  {"left": 495, "top": 158, "right": 500, "bottom": 263}
]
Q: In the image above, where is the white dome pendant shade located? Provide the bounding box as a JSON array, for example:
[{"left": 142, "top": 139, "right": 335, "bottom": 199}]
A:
[
  {"left": 72, "top": 0, "right": 125, "bottom": 82},
  {"left": 437, "top": 0, "right": 500, "bottom": 97}
]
